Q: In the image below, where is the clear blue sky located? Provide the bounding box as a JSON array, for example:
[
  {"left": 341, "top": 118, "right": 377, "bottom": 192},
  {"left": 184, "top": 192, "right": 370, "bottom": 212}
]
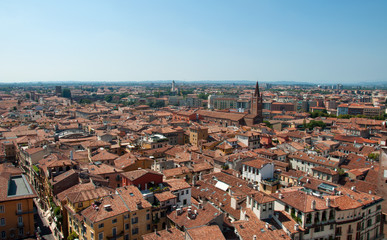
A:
[{"left": 0, "top": 0, "right": 386, "bottom": 84}]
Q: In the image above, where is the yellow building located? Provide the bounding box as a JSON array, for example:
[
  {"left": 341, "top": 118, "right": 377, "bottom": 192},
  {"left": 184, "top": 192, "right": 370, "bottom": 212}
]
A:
[
  {"left": 189, "top": 125, "right": 208, "bottom": 147},
  {"left": 58, "top": 183, "right": 111, "bottom": 239},
  {"left": 0, "top": 170, "right": 37, "bottom": 239},
  {"left": 71, "top": 185, "right": 153, "bottom": 240}
]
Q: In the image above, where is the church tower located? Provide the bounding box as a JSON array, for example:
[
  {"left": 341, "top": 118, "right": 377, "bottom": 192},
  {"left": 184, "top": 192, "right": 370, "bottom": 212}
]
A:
[
  {"left": 251, "top": 81, "right": 263, "bottom": 116},
  {"left": 244, "top": 81, "right": 263, "bottom": 126}
]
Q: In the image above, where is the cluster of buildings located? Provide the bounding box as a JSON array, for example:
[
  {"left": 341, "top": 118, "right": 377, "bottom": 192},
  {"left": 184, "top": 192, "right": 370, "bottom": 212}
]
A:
[{"left": 0, "top": 82, "right": 386, "bottom": 240}]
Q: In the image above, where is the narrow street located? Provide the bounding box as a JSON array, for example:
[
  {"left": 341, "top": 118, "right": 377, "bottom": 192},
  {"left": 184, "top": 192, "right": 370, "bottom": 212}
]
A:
[{"left": 34, "top": 200, "right": 56, "bottom": 240}]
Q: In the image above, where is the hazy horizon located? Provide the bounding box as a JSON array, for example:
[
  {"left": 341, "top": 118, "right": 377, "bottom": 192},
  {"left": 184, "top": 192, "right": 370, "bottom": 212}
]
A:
[{"left": 1, "top": 1, "right": 386, "bottom": 84}]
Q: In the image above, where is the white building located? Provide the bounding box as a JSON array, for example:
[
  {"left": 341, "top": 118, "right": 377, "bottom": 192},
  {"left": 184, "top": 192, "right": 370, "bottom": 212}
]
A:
[
  {"left": 242, "top": 158, "right": 274, "bottom": 185},
  {"left": 164, "top": 179, "right": 191, "bottom": 208},
  {"left": 236, "top": 131, "right": 261, "bottom": 149}
]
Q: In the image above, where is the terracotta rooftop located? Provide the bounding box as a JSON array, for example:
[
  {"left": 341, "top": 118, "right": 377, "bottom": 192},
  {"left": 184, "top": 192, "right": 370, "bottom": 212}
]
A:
[
  {"left": 164, "top": 179, "right": 191, "bottom": 191},
  {"left": 186, "top": 225, "right": 226, "bottom": 240},
  {"left": 142, "top": 227, "right": 184, "bottom": 240},
  {"left": 120, "top": 169, "right": 162, "bottom": 181},
  {"left": 167, "top": 201, "right": 222, "bottom": 229}
]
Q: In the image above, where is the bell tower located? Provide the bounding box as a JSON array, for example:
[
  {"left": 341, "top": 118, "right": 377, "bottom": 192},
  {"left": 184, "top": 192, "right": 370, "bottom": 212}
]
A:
[{"left": 250, "top": 81, "right": 263, "bottom": 117}]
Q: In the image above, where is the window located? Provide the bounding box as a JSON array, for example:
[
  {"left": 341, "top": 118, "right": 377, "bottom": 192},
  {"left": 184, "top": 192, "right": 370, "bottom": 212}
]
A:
[
  {"left": 306, "top": 214, "right": 312, "bottom": 224},
  {"left": 18, "top": 216, "right": 23, "bottom": 224},
  {"left": 112, "top": 227, "right": 117, "bottom": 237},
  {"left": 112, "top": 218, "right": 117, "bottom": 224},
  {"left": 186, "top": 190, "right": 189, "bottom": 194},
  {"left": 17, "top": 203, "right": 22, "bottom": 212},
  {"left": 1, "top": 231, "right": 5, "bottom": 239},
  {"left": 0, "top": 205, "right": 4, "bottom": 213},
  {"left": 132, "top": 217, "right": 138, "bottom": 224},
  {"left": 0, "top": 218, "right": 5, "bottom": 226},
  {"left": 181, "top": 191, "right": 184, "bottom": 196},
  {"left": 336, "top": 227, "right": 342, "bottom": 235},
  {"left": 91, "top": 232, "right": 94, "bottom": 239},
  {"left": 125, "top": 223, "right": 129, "bottom": 230},
  {"left": 98, "top": 223, "right": 104, "bottom": 229},
  {"left": 367, "top": 219, "right": 372, "bottom": 227},
  {"left": 132, "top": 228, "right": 139, "bottom": 235},
  {"left": 357, "top": 222, "right": 362, "bottom": 231},
  {"left": 18, "top": 228, "right": 23, "bottom": 236},
  {"left": 268, "top": 203, "right": 273, "bottom": 210},
  {"left": 376, "top": 214, "right": 381, "bottom": 223},
  {"left": 98, "top": 232, "right": 103, "bottom": 240},
  {"left": 146, "top": 214, "right": 150, "bottom": 220},
  {"left": 147, "top": 224, "right": 151, "bottom": 230},
  {"left": 263, "top": 204, "right": 266, "bottom": 212}
]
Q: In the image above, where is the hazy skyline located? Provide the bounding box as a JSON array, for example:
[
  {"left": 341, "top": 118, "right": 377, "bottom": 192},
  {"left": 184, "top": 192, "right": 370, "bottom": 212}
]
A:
[{"left": 1, "top": 1, "right": 386, "bottom": 84}]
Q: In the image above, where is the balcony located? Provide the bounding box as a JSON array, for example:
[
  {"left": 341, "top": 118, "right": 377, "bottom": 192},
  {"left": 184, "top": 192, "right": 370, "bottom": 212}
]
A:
[
  {"left": 261, "top": 178, "right": 279, "bottom": 186},
  {"left": 107, "top": 231, "right": 124, "bottom": 240}
]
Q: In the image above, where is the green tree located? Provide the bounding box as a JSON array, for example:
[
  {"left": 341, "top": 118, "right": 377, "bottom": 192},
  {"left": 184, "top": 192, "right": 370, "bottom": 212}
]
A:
[
  {"left": 68, "top": 231, "right": 79, "bottom": 240},
  {"left": 368, "top": 153, "right": 380, "bottom": 161},
  {"left": 104, "top": 95, "right": 113, "bottom": 102},
  {"left": 337, "top": 168, "right": 346, "bottom": 175},
  {"left": 263, "top": 120, "right": 273, "bottom": 129},
  {"left": 119, "top": 92, "right": 130, "bottom": 99},
  {"left": 79, "top": 99, "right": 92, "bottom": 104},
  {"left": 149, "top": 101, "right": 165, "bottom": 108},
  {"left": 306, "top": 120, "right": 326, "bottom": 130},
  {"left": 198, "top": 92, "right": 209, "bottom": 100}
]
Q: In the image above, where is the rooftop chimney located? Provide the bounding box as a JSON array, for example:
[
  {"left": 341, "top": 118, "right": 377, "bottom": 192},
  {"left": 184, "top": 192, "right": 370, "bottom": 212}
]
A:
[
  {"left": 311, "top": 200, "right": 316, "bottom": 210},
  {"left": 326, "top": 198, "right": 331, "bottom": 207}
]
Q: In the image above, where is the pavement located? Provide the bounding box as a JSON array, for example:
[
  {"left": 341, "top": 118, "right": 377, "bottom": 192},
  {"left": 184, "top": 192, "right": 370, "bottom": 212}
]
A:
[{"left": 34, "top": 199, "right": 56, "bottom": 240}]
